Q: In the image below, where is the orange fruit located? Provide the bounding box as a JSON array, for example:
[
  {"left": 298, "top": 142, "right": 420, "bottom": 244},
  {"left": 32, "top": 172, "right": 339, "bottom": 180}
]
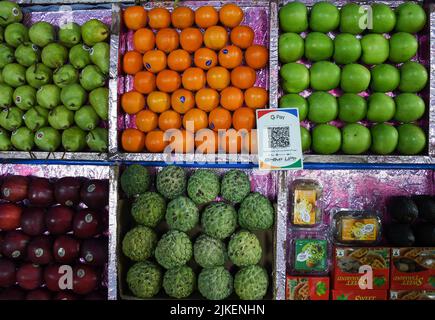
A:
[
  {"left": 167, "top": 49, "right": 192, "bottom": 72},
  {"left": 133, "top": 28, "right": 155, "bottom": 53},
  {"left": 194, "top": 47, "right": 218, "bottom": 70},
  {"left": 156, "top": 69, "right": 181, "bottom": 93},
  {"left": 231, "top": 66, "right": 256, "bottom": 89},
  {"left": 124, "top": 6, "right": 148, "bottom": 30},
  {"left": 195, "top": 128, "right": 218, "bottom": 154},
  {"left": 230, "top": 25, "right": 254, "bottom": 49},
  {"left": 195, "top": 6, "right": 219, "bottom": 28},
  {"left": 179, "top": 28, "right": 203, "bottom": 53},
  {"left": 122, "top": 128, "right": 146, "bottom": 152},
  {"left": 136, "top": 109, "right": 158, "bottom": 132},
  {"left": 171, "top": 6, "right": 194, "bottom": 29},
  {"left": 204, "top": 26, "right": 228, "bottom": 51},
  {"left": 147, "top": 91, "right": 170, "bottom": 113},
  {"left": 142, "top": 49, "right": 167, "bottom": 73},
  {"left": 219, "top": 4, "right": 244, "bottom": 28},
  {"left": 209, "top": 107, "right": 232, "bottom": 131},
  {"left": 182, "top": 67, "right": 206, "bottom": 91},
  {"left": 155, "top": 28, "right": 179, "bottom": 54},
  {"left": 123, "top": 51, "right": 143, "bottom": 75},
  {"left": 195, "top": 88, "right": 219, "bottom": 112},
  {"left": 245, "top": 45, "right": 268, "bottom": 70},
  {"left": 244, "top": 87, "right": 268, "bottom": 109},
  {"left": 145, "top": 130, "right": 168, "bottom": 153},
  {"left": 158, "top": 110, "right": 182, "bottom": 131},
  {"left": 171, "top": 88, "right": 195, "bottom": 114},
  {"left": 232, "top": 107, "right": 255, "bottom": 131},
  {"left": 220, "top": 86, "right": 244, "bottom": 111},
  {"left": 218, "top": 45, "right": 243, "bottom": 69},
  {"left": 166, "top": 129, "right": 194, "bottom": 153},
  {"left": 206, "top": 66, "right": 230, "bottom": 91},
  {"left": 182, "top": 108, "right": 208, "bottom": 133},
  {"left": 148, "top": 8, "right": 171, "bottom": 29},
  {"left": 121, "top": 91, "right": 145, "bottom": 114},
  {"left": 133, "top": 71, "right": 156, "bottom": 94},
  {"left": 220, "top": 128, "right": 242, "bottom": 153}
]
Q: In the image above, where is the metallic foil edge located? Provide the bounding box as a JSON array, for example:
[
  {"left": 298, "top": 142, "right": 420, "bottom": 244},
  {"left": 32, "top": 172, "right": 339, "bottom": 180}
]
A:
[
  {"left": 108, "top": 165, "right": 119, "bottom": 300},
  {"left": 269, "top": 0, "right": 279, "bottom": 110}
]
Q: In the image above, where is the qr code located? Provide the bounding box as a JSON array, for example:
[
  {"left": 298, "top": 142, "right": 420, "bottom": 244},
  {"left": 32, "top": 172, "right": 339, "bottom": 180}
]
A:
[{"left": 267, "top": 126, "right": 290, "bottom": 149}]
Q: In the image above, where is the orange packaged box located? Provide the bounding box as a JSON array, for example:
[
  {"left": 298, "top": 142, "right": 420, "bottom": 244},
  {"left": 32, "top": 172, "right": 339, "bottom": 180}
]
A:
[
  {"left": 286, "top": 276, "right": 329, "bottom": 300},
  {"left": 332, "top": 289, "right": 387, "bottom": 300}
]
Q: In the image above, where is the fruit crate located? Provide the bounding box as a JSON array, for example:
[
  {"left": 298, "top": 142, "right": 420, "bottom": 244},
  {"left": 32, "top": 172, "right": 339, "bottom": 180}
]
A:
[
  {"left": 111, "top": 165, "right": 279, "bottom": 300},
  {"left": 274, "top": 168, "right": 435, "bottom": 299},
  {"left": 274, "top": 0, "right": 435, "bottom": 164}
]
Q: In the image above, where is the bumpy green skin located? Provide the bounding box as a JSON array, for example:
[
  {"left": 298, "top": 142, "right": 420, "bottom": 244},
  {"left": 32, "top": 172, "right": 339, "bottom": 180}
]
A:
[
  {"left": 122, "top": 226, "right": 157, "bottom": 261},
  {"left": 194, "top": 234, "right": 227, "bottom": 268},
  {"left": 238, "top": 192, "right": 274, "bottom": 231},
  {"left": 228, "top": 230, "right": 262, "bottom": 267},
  {"left": 155, "top": 230, "right": 193, "bottom": 269},
  {"left": 198, "top": 267, "right": 233, "bottom": 300},
  {"left": 163, "top": 265, "right": 196, "bottom": 299},
  {"left": 156, "top": 166, "right": 187, "bottom": 200},
  {"left": 234, "top": 265, "right": 269, "bottom": 300},
  {"left": 187, "top": 169, "right": 220, "bottom": 205},
  {"left": 201, "top": 202, "right": 237, "bottom": 240},
  {"left": 126, "top": 261, "right": 162, "bottom": 298},
  {"left": 166, "top": 196, "right": 199, "bottom": 232},
  {"left": 120, "top": 164, "right": 151, "bottom": 197},
  {"left": 131, "top": 192, "right": 166, "bottom": 228},
  {"left": 221, "top": 170, "right": 251, "bottom": 204}
]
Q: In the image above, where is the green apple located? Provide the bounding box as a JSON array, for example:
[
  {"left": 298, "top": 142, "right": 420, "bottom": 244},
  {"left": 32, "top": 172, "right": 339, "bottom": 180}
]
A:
[
  {"left": 370, "top": 64, "right": 400, "bottom": 92},
  {"left": 279, "top": 1, "right": 308, "bottom": 33},
  {"left": 340, "top": 3, "right": 365, "bottom": 34},
  {"left": 340, "top": 64, "right": 370, "bottom": 93},
  {"left": 333, "top": 33, "right": 361, "bottom": 64},
  {"left": 312, "top": 124, "right": 341, "bottom": 154},
  {"left": 280, "top": 63, "right": 309, "bottom": 94},
  {"left": 310, "top": 61, "right": 340, "bottom": 91},
  {"left": 305, "top": 32, "right": 333, "bottom": 62},
  {"left": 342, "top": 123, "right": 371, "bottom": 155},
  {"left": 309, "top": 1, "right": 340, "bottom": 33},
  {"left": 397, "top": 124, "right": 426, "bottom": 155},
  {"left": 361, "top": 34, "right": 389, "bottom": 65},
  {"left": 371, "top": 123, "right": 398, "bottom": 155},
  {"left": 279, "top": 94, "right": 308, "bottom": 121},
  {"left": 338, "top": 93, "right": 367, "bottom": 123},
  {"left": 389, "top": 32, "right": 418, "bottom": 63},
  {"left": 367, "top": 93, "right": 395, "bottom": 122},
  {"left": 371, "top": 3, "right": 396, "bottom": 33},
  {"left": 300, "top": 126, "right": 311, "bottom": 152},
  {"left": 279, "top": 33, "right": 304, "bottom": 63},
  {"left": 395, "top": 2, "right": 426, "bottom": 33},
  {"left": 399, "top": 61, "right": 428, "bottom": 93},
  {"left": 308, "top": 91, "right": 337, "bottom": 124},
  {"left": 394, "top": 93, "right": 425, "bottom": 123}
]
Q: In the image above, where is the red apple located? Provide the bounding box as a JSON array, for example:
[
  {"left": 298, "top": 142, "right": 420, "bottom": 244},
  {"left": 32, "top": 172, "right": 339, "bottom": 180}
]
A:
[
  {"left": 55, "top": 177, "right": 82, "bottom": 207},
  {"left": 80, "top": 238, "right": 108, "bottom": 266},
  {"left": 53, "top": 291, "right": 78, "bottom": 300},
  {"left": 16, "top": 263, "right": 43, "bottom": 290},
  {"left": 44, "top": 264, "right": 63, "bottom": 292},
  {"left": 0, "top": 203, "right": 22, "bottom": 231},
  {"left": 72, "top": 264, "right": 99, "bottom": 295},
  {"left": 0, "top": 286, "right": 25, "bottom": 300},
  {"left": 0, "top": 258, "right": 15, "bottom": 288},
  {"left": 26, "top": 288, "right": 52, "bottom": 300},
  {"left": 1, "top": 175, "right": 28, "bottom": 202},
  {"left": 28, "top": 177, "right": 54, "bottom": 207},
  {"left": 27, "top": 236, "right": 53, "bottom": 265},
  {"left": 73, "top": 210, "right": 101, "bottom": 239},
  {"left": 45, "top": 206, "right": 74, "bottom": 235},
  {"left": 80, "top": 180, "right": 109, "bottom": 210},
  {"left": 1, "top": 231, "right": 30, "bottom": 260},
  {"left": 53, "top": 235, "right": 80, "bottom": 264},
  {"left": 21, "top": 207, "right": 46, "bottom": 236}
]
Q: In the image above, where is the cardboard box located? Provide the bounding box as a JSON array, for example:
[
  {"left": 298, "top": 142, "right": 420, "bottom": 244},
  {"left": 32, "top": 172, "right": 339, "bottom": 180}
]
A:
[
  {"left": 286, "top": 276, "right": 329, "bottom": 300},
  {"left": 332, "top": 289, "right": 387, "bottom": 300},
  {"left": 390, "top": 247, "right": 435, "bottom": 290},
  {"left": 390, "top": 290, "right": 435, "bottom": 300},
  {"left": 333, "top": 247, "right": 390, "bottom": 290}
]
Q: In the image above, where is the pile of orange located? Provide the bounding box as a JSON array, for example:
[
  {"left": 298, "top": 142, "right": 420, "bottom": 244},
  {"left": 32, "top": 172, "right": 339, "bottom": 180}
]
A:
[{"left": 121, "top": 4, "right": 268, "bottom": 154}]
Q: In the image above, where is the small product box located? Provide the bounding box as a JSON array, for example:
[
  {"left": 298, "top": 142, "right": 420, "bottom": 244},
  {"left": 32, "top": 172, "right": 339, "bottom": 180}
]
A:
[
  {"left": 333, "top": 247, "right": 390, "bottom": 290},
  {"left": 332, "top": 289, "right": 387, "bottom": 300},
  {"left": 294, "top": 238, "right": 328, "bottom": 273},
  {"left": 290, "top": 180, "right": 323, "bottom": 228},
  {"left": 390, "top": 290, "right": 435, "bottom": 300},
  {"left": 286, "top": 276, "right": 329, "bottom": 300},
  {"left": 390, "top": 247, "right": 435, "bottom": 290}
]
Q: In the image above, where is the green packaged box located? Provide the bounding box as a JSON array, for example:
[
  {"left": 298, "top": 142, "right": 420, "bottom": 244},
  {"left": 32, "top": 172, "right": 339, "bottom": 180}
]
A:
[{"left": 294, "top": 239, "right": 328, "bottom": 272}]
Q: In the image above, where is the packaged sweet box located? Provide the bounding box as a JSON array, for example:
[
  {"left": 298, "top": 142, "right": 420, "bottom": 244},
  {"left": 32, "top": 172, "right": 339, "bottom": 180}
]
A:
[
  {"left": 286, "top": 276, "right": 329, "bottom": 300},
  {"left": 332, "top": 289, "right": 387, "bottom": 301}
]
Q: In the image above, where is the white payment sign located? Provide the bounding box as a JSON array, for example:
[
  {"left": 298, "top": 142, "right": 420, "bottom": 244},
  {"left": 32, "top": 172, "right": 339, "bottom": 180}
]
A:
[{"left": 256, "top": 108, "right": 303, "bottom": 170}]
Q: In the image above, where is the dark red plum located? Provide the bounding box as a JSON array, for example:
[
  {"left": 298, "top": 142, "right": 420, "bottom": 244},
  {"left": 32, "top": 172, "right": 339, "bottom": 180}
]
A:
[
  {"left": 0, "top": 203, "right": 22, "bottom": 231},
  {"left": 45, "top": 206, "right": 74, "bottom": 235},
  {"left": 72, "top": 264, "right": 99, "bottom": 295},
  {"left": 80, "top": 238, "right": 108, "bottom": 266},
  {"left": 27, "top": 236, "right": 53, "bottom": 265},
  {"left": 26, "top": 288, "right": 52, "bottom": 300},
  {"left": 73, "top": 210, "right": 101, "bottom": 239},
  {"left": 1, "top": 175, "right": 29, "bottom": 202},
  {"left": 53, "top": 235, "right": 80, "bottom": 264},
  {"left": 0, "top": 259, "right": 16, "bottom": 288},
  {"left": 53, "top": 291, "right": 78, "bottom": 300},
  {"left": 55, "top": 177, "right": 82, "bottom": 207},
  {"left": 16, "top": 263, "right": 43, "bottom": 290},
  {"left": 0, "top": 286, "right": 25, "bottom": 300},
  {"left": 44, "top": 264, "right": 63, "bottom": 292},
  {"left": 80, "top": 180, "right": 108, "bottom": 210},
  {"left": 28, "top": 177, "right": 54, "bottom": 207},
  {"left": 21, "top": 207, "right": 46, "bottom": 236},
  {"left": 1, "top": 231, "right": 30, "bottom": 260}
]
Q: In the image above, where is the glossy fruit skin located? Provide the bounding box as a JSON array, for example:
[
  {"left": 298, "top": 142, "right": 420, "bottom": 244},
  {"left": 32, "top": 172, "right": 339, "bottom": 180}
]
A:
[
  {"left": 72, "top": 264, "right": 99, "bottom": 295},
  {"left": 20, "top": 207, "right": 46, "bottom": 236},
  {"left": 1, "top": 231, "right": 30, "bottom": 260},
  {"left": 28, "top": 177, "right": 54, "bottom": 207},
  {"left": 73, "top": 209, "right": 101, "bottom": 239},
  {"left": 26, "top": 236, "right": 53, "bottom": 265},
  {"left": 304, "top": 32, "right": 333, "bottom": 62},
  {"left": 1, "top": 175, "right": 28, "bottom": 202},
  {"left": 0, "top": 203, "right": 22, "bottom": 231},
  {"left": 341, "top": 124, "right": 372, "bottom": 155},
  {"left": 54, "top": 177, "right": 82, "bottom": 207},
  {"left": 26, "top": 288, "right": 52, "bottom": 300},
  {"left": 53, "top": 235, "right": 80, "bottom": 264},
  {"left": 370, "top": 123, "right": 399, "bottom": 155},
  {"left": 45, "top": 206, "right": 74, "bottom": 235},
  {"left": 0, "top": 258, "right": 16, "bottom": 288},
  {"left": 397, "top": 124, "right": 426, "bottom": 155},
  {"left": 80, "top": 237, "right": 108, "bottom": 266},
  {"left": 16, "top": 263, "right": 42, "bottom": 290},
  {"left": 312, "top": 124, "right": 342, "bottom": 155},
  {"left": 395, "top": 2, "right": 427, "bottom": 33},
  {"left": 80, "top": 180, "right": 108, "bottom": 210},
  {"left": 279, "top": 2, "right": 308, "bottom": 33},
  {"left": 43, "top": 264, "right": 63, "bottom": 292}
]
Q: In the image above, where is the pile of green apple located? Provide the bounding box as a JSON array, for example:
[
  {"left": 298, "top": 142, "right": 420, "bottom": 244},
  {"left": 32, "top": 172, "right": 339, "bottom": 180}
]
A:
[
  {"left": 0, "top": 0, "right": 109, "bottom": 153},
  {"left": 278, "top": 1, "right": 428, "bottom": 156}
]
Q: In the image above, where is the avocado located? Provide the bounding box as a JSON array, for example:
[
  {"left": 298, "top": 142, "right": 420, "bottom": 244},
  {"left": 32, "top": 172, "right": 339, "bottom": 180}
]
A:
[
  {"left": 386, "top": 224, "right": 415, "bottom": 247},
  {"left": 412, "top": 195, "right": 435, "bottom": 223},
  {"left": 414, "top": 223, "right": 435, "bottom": 246},
  {"left": 388, "top": 196, "right": 419, "bottom": 224}
]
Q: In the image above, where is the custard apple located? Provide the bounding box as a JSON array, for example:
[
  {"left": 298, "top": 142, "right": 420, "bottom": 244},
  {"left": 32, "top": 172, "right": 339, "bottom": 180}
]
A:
[
  {"left": 228, "top": 230, "right": 262, "bottom": 267},
  {"left": 120, "top": 164, "right": 151, "bottom": 197},
  {"left": 163, "top": 265, "right": 196, "bottom": 299},
  {"left": 122, "top": 226, "right": 157, "bottom": 261},
  {"left": 234, "top": 265, "right": 269, "bottom": 300},
  {"left": 194, "top": 234, "right": 227, "bottom": 268},
  {"left": 201, "top": 202, "right": 237, "bottom": 240},
  {"left": 131, "top": 192, "right": 166, "bottom": 228},
  {"left": 156, "top": 166, "right": 187, "bottom": 200},
  {"left": 126, "top": 261, "right": 162, "bottom": 298},
  {"left": 187, "top": 169, "right": 220, "bottom": 205},
  {"left": 166, "top": 196, "right": 199, "bottom": 232},
  {"left": 221, "top": 170, "right": 251, "bottom": 203},
  {"left": 155, "top": 230, "right": 193, "bottom": 269},
  {"left": 198, "top": 266, "right": 233, "bottom": 300},
  {"left": 238, "top": 192, "right": 274, "bottom": 230}
]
